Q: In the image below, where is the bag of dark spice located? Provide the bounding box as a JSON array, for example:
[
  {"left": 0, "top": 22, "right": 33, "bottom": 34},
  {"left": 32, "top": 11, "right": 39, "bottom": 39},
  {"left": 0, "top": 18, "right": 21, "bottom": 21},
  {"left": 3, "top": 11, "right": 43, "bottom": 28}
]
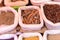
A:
[{"left": 41, "top": 2, "right": 60, "bottom": 30}]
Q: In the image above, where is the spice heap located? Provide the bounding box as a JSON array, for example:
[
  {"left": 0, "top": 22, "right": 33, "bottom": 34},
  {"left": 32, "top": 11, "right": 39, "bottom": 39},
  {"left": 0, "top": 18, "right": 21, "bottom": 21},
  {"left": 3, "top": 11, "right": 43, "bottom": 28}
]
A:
[
  {"left": 43, "top": 4, "right": 60, "bottom": 23},
  {"left": 11, "top": 0, "right": 24, "bottom": 2},
  {"left": 0, "top": 11, "right": 14, "bottom": 25},
  {"left": 23, "top": 36, "right": 39, "bottom": 40},
  {"left": 21, "top": 9, "right": 40, "bottom": 24},
  {"left": 47, "top": 34, "right": 60, "bottom": 40}
]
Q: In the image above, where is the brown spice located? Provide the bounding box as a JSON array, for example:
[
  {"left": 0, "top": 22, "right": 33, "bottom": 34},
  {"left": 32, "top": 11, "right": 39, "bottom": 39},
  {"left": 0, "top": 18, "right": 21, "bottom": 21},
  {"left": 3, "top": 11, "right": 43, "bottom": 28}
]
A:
[
  {"left": 0, "top": 0, "right": 5, "bottom": 7},
  {"left": 43, "top": 4, "right": 60, "bottom": 23},
  {"left": 0, "top": 11, "right": 14, "bottom": 25},
  {"left": 23, "top": 36, "right": 39, "bottom": 40},
  {"left": 47, "top": 34, "right": 60, "bottom": 40},
  {"left": 21, "top": 9, "right": 40, "bottom": 24},
  {"left": 11, "top": 0, "right": 24, "bottom": 2}
]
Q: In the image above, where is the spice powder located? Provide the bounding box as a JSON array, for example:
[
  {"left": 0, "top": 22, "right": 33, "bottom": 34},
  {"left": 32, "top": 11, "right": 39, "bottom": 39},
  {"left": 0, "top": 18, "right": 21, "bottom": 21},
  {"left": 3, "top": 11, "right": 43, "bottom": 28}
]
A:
[
  {"left": 47, "top": 34, "right": 60, "bottom": 40},
  {"left": 0, "top": 11, "right": 15, "bottom": 25}
]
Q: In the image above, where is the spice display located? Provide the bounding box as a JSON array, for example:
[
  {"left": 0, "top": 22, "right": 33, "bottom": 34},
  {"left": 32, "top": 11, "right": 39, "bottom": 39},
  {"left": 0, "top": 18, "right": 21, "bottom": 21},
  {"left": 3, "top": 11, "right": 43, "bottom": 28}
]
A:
[
  {"left": 23, "top": 36, "right": 39, "bottom": 40},
  {"left": 0, "top": 11, "right": 15, "bottom": 25},
  {"left": 47, "top": 34, "right": 60, "bottom": 40},
  {"left": 43, "top": 4, "right": 60, "bottom": 23},
  {"left": 11, "top": 0, "right": 24, "bottom": 2},
  {"left": 21, "top": 9, "right": 40, "bottom": 24}
]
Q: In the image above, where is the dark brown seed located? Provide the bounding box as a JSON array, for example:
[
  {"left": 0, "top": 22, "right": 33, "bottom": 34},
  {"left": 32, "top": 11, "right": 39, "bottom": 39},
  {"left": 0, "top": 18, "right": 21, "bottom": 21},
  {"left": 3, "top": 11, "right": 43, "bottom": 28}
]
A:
[{"left": 43, "top": 4, "right": 60, "bottom": 23}]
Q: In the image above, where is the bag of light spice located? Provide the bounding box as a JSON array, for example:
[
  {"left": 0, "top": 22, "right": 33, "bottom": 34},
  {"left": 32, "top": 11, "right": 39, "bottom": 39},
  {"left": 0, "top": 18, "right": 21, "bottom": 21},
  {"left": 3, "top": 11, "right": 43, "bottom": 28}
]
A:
[
  {"left": 0, "top": 7, "right": 18, "bottom": 34},
  {"left": 4, "top": 0, "right": 28, "bottom": 6},
  {"left": 41, "top": 2, "right": 60, "bottom": 30},
  {"left": 43, "top": 30, "right": 60, "bottom": 40},
  {"left": 18, "top": 6, "right": 43, "bottom": 30},
  {"left": 0, "top": 34, "right": 17, "bottom": 40},
  {"left": 30, "top": 0, "right": 51, "bottom": 6},
  {"left": 18, "top": 32, "right": 42, "bottom": 40}
]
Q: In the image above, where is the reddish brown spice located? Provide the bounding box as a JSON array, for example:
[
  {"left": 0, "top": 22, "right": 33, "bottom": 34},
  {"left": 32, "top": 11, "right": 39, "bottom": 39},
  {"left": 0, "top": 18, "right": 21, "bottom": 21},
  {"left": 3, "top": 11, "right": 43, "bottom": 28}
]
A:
[
  {"left": 21, "top": 9, "right": 40, "bottom": 24},
  {"left": 43, "top": 4, "right": 60, "bottom": 23}
]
